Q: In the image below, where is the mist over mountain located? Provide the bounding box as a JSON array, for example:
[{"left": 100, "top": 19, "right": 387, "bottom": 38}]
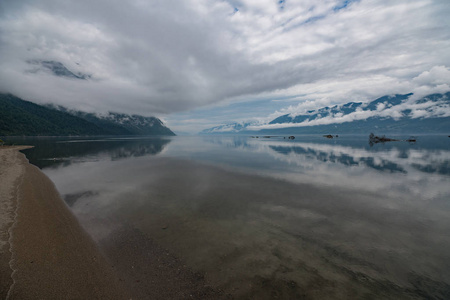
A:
[
  {"left": 49, "top": 105, "right": 175, "bottom": 136},
  {"left": 0, "top": 94, "right": 175, "bottom": 136},
  {"left": 27, "top": 60, "right": 90, "bottom": 80},
  {"left": 201, "top": 92, "right": 450, "bottom": 135},
  {"left": 200, "top": 121, "right": 259, "bottom": 135}
]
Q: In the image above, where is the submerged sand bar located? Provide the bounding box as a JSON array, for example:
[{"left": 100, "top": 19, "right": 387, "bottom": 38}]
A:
[{"left": 0, "top": 146, "right": 127, "bottom": 299}]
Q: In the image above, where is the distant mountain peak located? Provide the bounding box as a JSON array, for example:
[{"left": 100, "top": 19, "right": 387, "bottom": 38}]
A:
[
  {"left": 27, "top": 60, "right": 90, "bottom": 80},
  {"left": 95, "top": 112, "right": 170, "bottom": 135},
  {"left": 52, "top": 106, "right": 175, "bottom": 136},
  {"left": 200, "top": 120, "right": 260, "bottom": 134}
]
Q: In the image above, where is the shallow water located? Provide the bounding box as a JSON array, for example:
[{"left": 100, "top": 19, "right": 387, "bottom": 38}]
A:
[{"left": 14, "top": 135, "right": 450, "bottom": 299}]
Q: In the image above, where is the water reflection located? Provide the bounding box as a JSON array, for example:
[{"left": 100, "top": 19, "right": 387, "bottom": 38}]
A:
[
  {"left": 268, "top": 141, "right": 449, "bottom": 175},
  {"left": 190, "top": 136, "right": 450, "bottom": 203},
  {"left": 270, "top": 144, "right": 408, "bottom": 172},
  {"left": 200, "top": 135, "right": 450, "bottom": 175},
  {"left": 21, "top": 135, "right": 450, "bottom": 299},
  {"left": 16, "top": 136, "right": 172, "bottom": 168}
]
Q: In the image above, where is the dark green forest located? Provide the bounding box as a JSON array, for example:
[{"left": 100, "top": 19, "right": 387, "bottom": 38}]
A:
[{"left": 0, "top": 94, "right": 175, "bottom": 136}]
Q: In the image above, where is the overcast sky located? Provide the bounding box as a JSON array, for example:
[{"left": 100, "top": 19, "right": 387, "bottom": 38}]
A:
[{"left": 1, "top": 0, "right": 449, "bottom": 133}]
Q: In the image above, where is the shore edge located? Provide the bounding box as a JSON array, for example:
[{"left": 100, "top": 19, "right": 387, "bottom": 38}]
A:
[{"left": 0, "top": 146, "right": 128, "bottom": 299}]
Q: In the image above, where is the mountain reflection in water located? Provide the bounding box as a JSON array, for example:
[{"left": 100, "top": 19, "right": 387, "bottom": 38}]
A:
[
  {"left": 19, "top": 135, "right": 450, "bottom": 299},
  {"left": 18, "top": 136, "right": 172, "bottom": 168}
]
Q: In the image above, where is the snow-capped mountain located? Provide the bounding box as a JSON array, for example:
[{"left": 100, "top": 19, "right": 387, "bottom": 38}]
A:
[
  {"left": 201, "top": 92, "right": 450, "bottom": 134},
  {"left": 269, "top": 94, "right": 413, "bottom": 125},
  {"left": 200, "top": 121, "right": 259, "bottom": 134}
]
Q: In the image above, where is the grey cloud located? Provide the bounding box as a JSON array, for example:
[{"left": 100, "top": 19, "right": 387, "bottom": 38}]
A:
[{"left": 0, "top": 0, "right": 449, "bottom": 119}]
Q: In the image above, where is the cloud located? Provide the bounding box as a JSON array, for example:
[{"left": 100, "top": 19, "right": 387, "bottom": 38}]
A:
[
  {"left": 256, "top": 65, "right": 450, "bottom": 124},
  {"left": 413, "top": 66, "right": 450, "bottom": 87},
  {"left": 0, "top": 0, "right": 449, "bottom": 126}
]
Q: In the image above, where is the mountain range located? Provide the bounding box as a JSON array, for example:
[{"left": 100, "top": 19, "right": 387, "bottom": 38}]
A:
[
  {"left": 0, "top": 93, "right": 175, "bottom": 136},
  {"left": 201, "top": 92, "right": 450, "bottom": 134}
]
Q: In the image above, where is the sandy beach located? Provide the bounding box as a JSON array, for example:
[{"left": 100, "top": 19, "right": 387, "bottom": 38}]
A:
[
  {"left": 0, "top": 146, "right": 223, "bottom": 300},
  {"left": 0, "top": 146, "right": 127, "bottom": 299}
]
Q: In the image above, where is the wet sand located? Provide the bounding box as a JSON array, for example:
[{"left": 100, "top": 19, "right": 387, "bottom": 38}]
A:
[{"left": 0, "top": 146, "right": 127, "bottom": 299}]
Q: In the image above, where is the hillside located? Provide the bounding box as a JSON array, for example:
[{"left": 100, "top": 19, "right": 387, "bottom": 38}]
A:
[
  {"left": 52, "top": 107, "right": 176, "bottom": 136},
  {"left": 0, "top": 94, "right": 175, "bottom": 136}
]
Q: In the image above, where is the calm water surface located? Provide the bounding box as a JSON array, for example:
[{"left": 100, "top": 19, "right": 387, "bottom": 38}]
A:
[{"left": 15, "top": 135, "right": 450, "bottom": 299}]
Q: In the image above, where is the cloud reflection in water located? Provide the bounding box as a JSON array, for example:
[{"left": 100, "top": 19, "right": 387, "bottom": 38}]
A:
[{"left": 39, "top": 136, "right": 450, "bottom": 299}]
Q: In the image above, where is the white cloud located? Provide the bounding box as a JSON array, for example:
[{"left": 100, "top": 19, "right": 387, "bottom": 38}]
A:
[
  {"left": 0, "top": 0, "right": 449, "bottom": 129},
  {"left": 412, "top": 66, "right": 450, "bottom": 87},
  {"left": 258, "top": 65, "right": 450, "bottom": 122}
]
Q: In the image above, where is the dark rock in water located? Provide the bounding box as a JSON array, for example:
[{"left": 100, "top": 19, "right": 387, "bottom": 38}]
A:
[
  {"left": 369, "top": 133, "right": 399, "bottom": 146},
  {"left": 323, "top": 135, "right": 334, "bottom": 139},
  {"left": 369, "top": 133, "right": 398, "bottom": 143},
  {"left": 369, "top": 133, "right": 419, "bottom": 146},
  {"left": 288, "top": 136, "right": 295, "bottom": 140}
]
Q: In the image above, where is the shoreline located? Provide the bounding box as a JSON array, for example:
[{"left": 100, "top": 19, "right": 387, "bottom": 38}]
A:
[
  {"left": 0, "top": 146, "right": 223, "bottom": 300},
  {"left": 0, "top": 146, "right": 128, "bottom": 299}
]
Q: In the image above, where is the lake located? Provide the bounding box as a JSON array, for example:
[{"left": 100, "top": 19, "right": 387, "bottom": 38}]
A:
[{"left": 13, "top": 134, "right": 450, "bottom": 299}]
